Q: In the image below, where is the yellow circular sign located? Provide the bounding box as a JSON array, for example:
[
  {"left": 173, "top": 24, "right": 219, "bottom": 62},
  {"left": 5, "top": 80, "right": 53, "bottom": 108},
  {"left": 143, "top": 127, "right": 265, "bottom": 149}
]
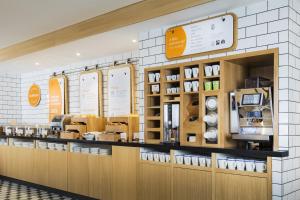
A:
[{"left": 28, "top": 84, "right": 41, "bottom": 107}]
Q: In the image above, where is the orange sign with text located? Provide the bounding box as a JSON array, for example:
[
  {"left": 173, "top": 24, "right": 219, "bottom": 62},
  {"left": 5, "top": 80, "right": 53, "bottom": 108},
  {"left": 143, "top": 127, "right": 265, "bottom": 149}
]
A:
[
  {"left": 49, "top": 77, "right": 63, "bottom": 121},
  {"left": 165, "top": 26, "right": 187, "bottom": 59},
  {"left": 28, "top": 84, "right": 41, "bottom": 107}
]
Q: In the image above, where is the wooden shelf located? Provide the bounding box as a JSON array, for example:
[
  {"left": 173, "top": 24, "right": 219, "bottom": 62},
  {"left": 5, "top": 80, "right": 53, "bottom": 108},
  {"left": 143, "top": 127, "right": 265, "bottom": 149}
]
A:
[
  {"left": 164, "top": 100, "right": 180, "bottom": 103},
  {"left": 147, "top": 94, "right": 160, "bottom": 97},
  {"left": 146, "top": 128, "right": 161, "bottom": 132},
  {"left": 184, "top": 92, "right": 199, "bottom": 95},
  {"left": 202, "top": 90, "right": 219, "bottom": 96},
  {"left": 203, "top": 75, "right": 220, "bottom": 79},
  {"left": 164, "top": 80, "right": 180, "bottom": 83},
  {"left": 164, "top": 93, "right": 180, "bottom": 96},
  {"left": 145, "top": 138, "right": 161, "bottom": 144},
  {"left": 173, "top": 163, "right": 212, "bottom": 172},
  {"left": 146, "top": 116, "right": 161, "bottom": 120},
  {"left": 184, "top": 77, "right": 199, "bottom": 81},
  {"left": 140, "top": 160, "right": 171, "bottom": 166},
  {"left": 215, "top": 168, "right": 268, "bottom": 178},
  {"left": 148, "top": 82, "right": 160, "bottom": 85}
]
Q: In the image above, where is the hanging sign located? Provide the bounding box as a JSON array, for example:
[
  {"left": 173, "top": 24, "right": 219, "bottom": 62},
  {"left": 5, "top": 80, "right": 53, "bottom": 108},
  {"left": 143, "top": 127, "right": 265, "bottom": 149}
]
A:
[
  {"left": 108, "top": 64, "right": 135, "bottom": 117},
  {"left": 79, "top": 70, "right": 102, "bottom": 116},
  {"left": 49, "top": 75, "right": 68, "bottom": 121},
  {"left": 165, "top": 13, "right": 237, "bottom": 59},
  {"left": 28, "top": 84, "right": 41, "bottom": 107}
]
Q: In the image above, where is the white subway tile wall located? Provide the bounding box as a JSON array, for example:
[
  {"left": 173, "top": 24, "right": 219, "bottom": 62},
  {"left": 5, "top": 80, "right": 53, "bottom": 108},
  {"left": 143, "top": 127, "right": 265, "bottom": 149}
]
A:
[{"left": 137, "top": 0, "right": 297, "bottom": 199}]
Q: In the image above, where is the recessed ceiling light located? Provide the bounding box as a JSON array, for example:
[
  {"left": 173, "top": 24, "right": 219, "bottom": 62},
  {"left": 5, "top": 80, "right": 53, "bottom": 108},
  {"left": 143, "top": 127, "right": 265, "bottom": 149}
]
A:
[
  {"left": 132, "top": 39, "right": 137, "bottom": 43},
  {"left": 76, "top": 52, "right": 81, "bottom": 56},
  {"left": 35, "top": 62, "right": 40, "bottom": 66}
]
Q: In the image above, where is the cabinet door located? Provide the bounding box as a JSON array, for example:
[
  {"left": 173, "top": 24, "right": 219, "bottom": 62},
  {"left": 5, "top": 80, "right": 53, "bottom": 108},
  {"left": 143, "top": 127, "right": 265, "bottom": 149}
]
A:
[
  {"left": 88, "top": 155, "right": 112, "bottom": 200},
  {"left": 48, "top": 151, "right": 67, "bottom": 191},
  {"left": 215, "top": 172, "right": 268, "bottom": 200},
  {"left": 112, "top": 146, "right": 138, "bottom": 200},
  {"left": 0, "top": 146, "right": 8, "bottom": 176},
  {"left": 67, "top": 152, "right": 89, "bottom": 196},
  {"left": 173, "top": 167, "right": 212, "bottom": 200},
  {"left": 18, "top": 147, "right": 34, "bottom": 182},
  {"left": 6, "top": 147, "right": 19, "bottom": 179},
  {"left": 138, "top": 162, "right": 172, "bottom": 200},
  {"left": 33, "top": 149, "right": 49, "bottom": 185}
]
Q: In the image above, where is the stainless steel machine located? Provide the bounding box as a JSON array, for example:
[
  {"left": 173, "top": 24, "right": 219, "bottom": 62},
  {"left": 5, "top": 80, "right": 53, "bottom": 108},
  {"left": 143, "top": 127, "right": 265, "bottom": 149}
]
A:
[
  {"left": 49, "top": 115, "right": 71, "bottom": 138},
  {"left": 230, "top": 87, "right": 274, "bottom": 144},
  {"left": 163, "top": 103, "right": 180, "bottom": 144}
]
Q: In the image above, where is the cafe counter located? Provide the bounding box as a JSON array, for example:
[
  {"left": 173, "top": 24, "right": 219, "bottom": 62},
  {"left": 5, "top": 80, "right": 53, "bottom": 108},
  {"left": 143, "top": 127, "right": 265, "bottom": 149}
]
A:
[{"left": 0, "top": 135, "right": 288, "bottom": 200}]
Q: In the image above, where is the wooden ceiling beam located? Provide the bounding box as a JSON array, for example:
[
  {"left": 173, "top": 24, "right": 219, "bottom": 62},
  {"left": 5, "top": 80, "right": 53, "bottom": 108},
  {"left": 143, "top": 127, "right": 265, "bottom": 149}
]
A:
[{"left": 0, "top": 0, "right": 212, "bottom": 61}]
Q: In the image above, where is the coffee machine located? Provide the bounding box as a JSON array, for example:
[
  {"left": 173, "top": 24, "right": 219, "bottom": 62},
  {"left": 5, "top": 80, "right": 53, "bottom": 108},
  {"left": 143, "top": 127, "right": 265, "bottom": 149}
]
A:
[
  {"left": 163, "top": 103, "right": 180, "bottom": 144},
  {"left": 230, "top": 87, "right": 274, "bottom": 146},
  {"left": 49, "top": 115, "right": 71, "bottom": 138}
]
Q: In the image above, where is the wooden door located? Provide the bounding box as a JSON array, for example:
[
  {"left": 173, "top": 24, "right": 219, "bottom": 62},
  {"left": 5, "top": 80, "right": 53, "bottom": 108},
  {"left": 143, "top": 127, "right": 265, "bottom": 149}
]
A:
[
  {"left": 173, "top": 167, "right": 212, "bottom": 200},
  {"left": 138, "top": 162, "right": 172, "bottom": 200},
  {"left": 67, "top": 152, "right": 89, "bottom": 196},
  {"left": 48, "top": 150, "right": 67, "bottom": 191},
  {"left": 33, "top": 149, "right": 49, "bottom": 185},
  {"left": 112, "top": 146, "right": 138, "bottom": 200},
  {"left": 215, "top": 172, "right": 268, "bottom": 200}
]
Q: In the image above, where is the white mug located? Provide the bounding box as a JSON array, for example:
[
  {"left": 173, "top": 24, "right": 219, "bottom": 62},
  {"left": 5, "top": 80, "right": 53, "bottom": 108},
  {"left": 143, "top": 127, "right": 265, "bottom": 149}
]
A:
[
  {"left": 236, "top": 159, "right": 246, "bottom": 171},
  {"left": 167, "top": 88, "right": 172, "bottom": 94},
  {"left": 141, "top": 152, "right": 147, "bottom": 160},
  {"left": 204, "top": 65, "right": 213, "bottom": 77},
  {"left": 148, "top": 73, "right": 155, "bottom": 83},
  {"left": 199, "top": 157, "right": 206, "bottom": 167},
  {"left": 184, "top": 81, "right": 192, "bottom": 92},
  {"left": 159, "top": 154, "right": 166, "bottom": 163},
  {"left": 212, "top": 65, "right": 220, "bottom": 76},
  {"left": 171, "top": 75, "right": 177, "bottom": 81},
  {"left": 166, "top": 75, "right": 172, "bottom": 81},
  {"left": 151, "top": 84, "right": 159, "bottom": 93},
  {"left": 165, "top": 155, "right": 171, "bottom": 163},
  {"left": 218, "top": 158, "right": 227, "bottom": 169},
  {"left": 192, "top": 156, "right": 199, "bottom": 166},
  {"left": 155, "top": 73, "right": 160, "bottom": 82},
  {"left": 255, "top": 161, "right": 267, "bottom": 173},
  {"left": 206, "top": 157, "right": 212, "bottom": 167},
  {"left": 176, "top": 87, "right": 180, "bottom": 93},
  {"left": 227, "top": 159, "right": 237, "bottom": 170},
  {"left": 147, "top": 152, "right": 154, "bottom": 161},
  {"left": 245, "top": 160, "right": 256, "bottom": 172},
  {"left": 192, "top": 67, "right": 199, "bottom": 78},
  {"left": 176, "top": 155, "right": 184, "bottom": 164},
  {"left": 192, "top": 81, "right": 199, "bottom": 92},
  {"left": 153, "top": 153, "right": 160, "bottom": 162},
  {"left": 171, "top": 87, "right": 177, "bottom": 94},
  {"left": 184, "top": 155, "right": 192, "bottom": 165},
  {"left": 185, "top": 68, "right": 192, "bottom": 79},
  {"left": 176, "top": 74, "right": 180, "bottom": 80}
]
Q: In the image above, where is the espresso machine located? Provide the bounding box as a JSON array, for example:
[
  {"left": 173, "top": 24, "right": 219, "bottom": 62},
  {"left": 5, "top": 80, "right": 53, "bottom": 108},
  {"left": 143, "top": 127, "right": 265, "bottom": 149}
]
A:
[
  {"left": 230, "top": 87, "right": 274, "bottom": 149},
  {"left": 49, "top": 115, "right": 71, "bottom": 138},
  {"left": 163, "top": 103, "right": 180, "bottom": 144}
]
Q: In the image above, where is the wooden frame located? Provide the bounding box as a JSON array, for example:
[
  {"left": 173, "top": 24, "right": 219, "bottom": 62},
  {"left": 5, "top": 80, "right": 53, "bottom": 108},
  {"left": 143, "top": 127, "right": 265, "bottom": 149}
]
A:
[
  {"left": 107, "top": 64, "right": 136, "bottom": 116},
  {"left": 144, "top": 49, "right": 279, "bottom": 149},
  {"left": 48, "top": 74, "right": 69, "bottom": 121},
  {"left": 79, "top": 69, "right": 103, "bottom": 116},
  {"left": 165, "top": 13, "right": 238, "bottom": 60}
]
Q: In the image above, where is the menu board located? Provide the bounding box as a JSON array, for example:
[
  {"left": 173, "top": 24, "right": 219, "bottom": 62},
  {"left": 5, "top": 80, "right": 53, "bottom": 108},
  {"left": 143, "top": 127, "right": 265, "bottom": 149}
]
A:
[
  {"left": 108, "top": 65, "right": 132, "bottom": 117},
  {"left": 80, "top": 71, "right": 101, "bottom": 116},
  {"left": 28, "top": 84, "right": 41, "bottom": 107},
  {"left": 166, "top": 13, "right": 237, "bottom": 59},
  {"left": 49, "top": 76, "right": 67, "bottom": 121}
]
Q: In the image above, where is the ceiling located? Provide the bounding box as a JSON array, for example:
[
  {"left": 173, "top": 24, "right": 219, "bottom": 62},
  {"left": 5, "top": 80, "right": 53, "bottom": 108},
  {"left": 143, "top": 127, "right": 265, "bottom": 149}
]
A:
[{"left": 0, "top": 0, "right": 262, "bottom": 73}]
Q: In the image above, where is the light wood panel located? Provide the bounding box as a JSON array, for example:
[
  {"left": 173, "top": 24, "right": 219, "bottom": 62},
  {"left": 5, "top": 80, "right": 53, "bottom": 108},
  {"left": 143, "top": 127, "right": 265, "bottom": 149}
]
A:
[
  {"left": 33, "top": 149, "right": 49, "bottom": 186},
  {"left": 48, "top": 151, "right": 68, "bottom": 191},
  {"left": 0, "top": 0, "right": 213, "bottom": 61},
  {"left": 112, "top": 146, "right": 138, "bottom": 200},
  {"left": 0, "top": 146, "right": 8, "bottom": 176},
  {"left": 67, "top": 152, "right": 89, "bottom": 196},
  {"left": 173, "top": 167, "right": 212, "bottom": 200},
  {"left": 215, "top": 172, "right": 268, "bottom": 200},
  {"left": 138, "top": 162, "right": 172, "bottom": 200}
]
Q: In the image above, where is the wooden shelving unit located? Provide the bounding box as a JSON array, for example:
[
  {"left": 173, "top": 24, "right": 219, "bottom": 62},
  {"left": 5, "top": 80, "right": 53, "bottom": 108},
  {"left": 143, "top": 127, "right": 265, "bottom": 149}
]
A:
[{"left": 144, "top": 49, "right": 279, "bottom": 148}]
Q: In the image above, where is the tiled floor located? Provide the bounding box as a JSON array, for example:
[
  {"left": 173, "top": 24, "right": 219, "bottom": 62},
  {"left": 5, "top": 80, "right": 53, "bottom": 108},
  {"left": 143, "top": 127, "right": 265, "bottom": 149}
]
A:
[{"left": 0, "top": 179, "right": 75, "bottom": 200}]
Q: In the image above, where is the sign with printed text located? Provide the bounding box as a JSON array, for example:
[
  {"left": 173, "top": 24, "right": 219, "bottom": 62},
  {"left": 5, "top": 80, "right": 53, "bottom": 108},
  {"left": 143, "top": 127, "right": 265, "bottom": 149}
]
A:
[
  {"left": 166, "top": 13, "right": 237, "bottom": 59},
  {"left": 28, "top": 84, "right": 41, "bottom": 107},
  {"left": 49, "top": 76, "right": 66, "bottom": 121}
]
